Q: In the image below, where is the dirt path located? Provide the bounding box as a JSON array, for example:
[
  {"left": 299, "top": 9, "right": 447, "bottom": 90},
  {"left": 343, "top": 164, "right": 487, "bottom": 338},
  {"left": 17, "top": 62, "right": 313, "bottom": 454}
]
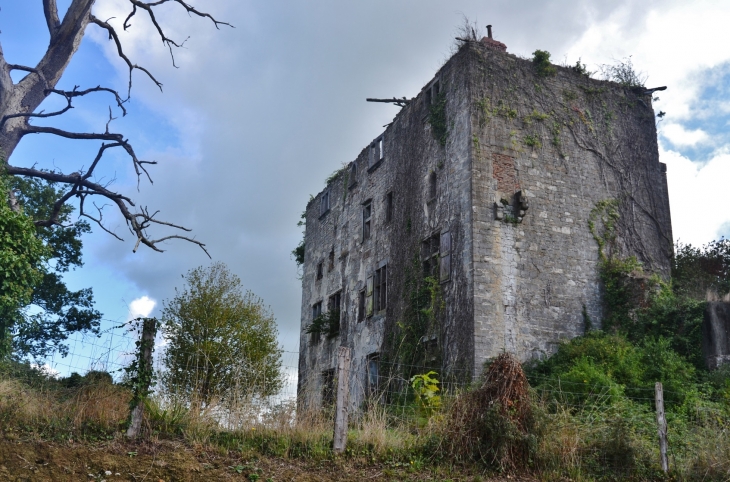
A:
[{"left": 0, "top": 438, "right": 535, "bottom": 481}]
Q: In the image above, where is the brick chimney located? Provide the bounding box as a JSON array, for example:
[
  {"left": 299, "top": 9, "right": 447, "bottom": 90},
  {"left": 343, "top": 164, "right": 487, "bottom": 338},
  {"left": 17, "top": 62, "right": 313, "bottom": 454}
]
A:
[{"left": 482, "top": 24, "right": 507, "bottom": 52}]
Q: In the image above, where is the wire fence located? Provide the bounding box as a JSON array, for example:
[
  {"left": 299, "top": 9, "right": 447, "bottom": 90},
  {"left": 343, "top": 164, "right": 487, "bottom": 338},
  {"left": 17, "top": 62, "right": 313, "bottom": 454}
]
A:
[{"left": 11, "top": 327, "right": 730, "bottom": 478}]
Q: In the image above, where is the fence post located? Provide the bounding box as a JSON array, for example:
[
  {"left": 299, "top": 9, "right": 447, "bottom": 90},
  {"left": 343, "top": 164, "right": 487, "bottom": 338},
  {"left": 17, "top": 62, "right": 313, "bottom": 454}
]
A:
[
  {"left": 126, "top": 317, "right": 157, "bottom": 439},
  {"left": 655, "top": 382, "right": 669, "bottom": 474},
  {"left": 333, "top": 346, "right": 352, "bottom": 453}
]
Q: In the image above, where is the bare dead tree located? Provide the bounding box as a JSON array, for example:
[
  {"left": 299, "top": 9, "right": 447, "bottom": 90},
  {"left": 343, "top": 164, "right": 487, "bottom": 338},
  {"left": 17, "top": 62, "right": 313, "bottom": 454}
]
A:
[{"left": 0, "top": 0, "right": 233, "bottom": 256}]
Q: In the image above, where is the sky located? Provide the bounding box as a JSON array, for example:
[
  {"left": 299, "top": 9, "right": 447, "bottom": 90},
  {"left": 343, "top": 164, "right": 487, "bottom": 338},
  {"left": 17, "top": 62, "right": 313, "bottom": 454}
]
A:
[{"left": 1, "top": 0, "right": 730, "bottom": 357}]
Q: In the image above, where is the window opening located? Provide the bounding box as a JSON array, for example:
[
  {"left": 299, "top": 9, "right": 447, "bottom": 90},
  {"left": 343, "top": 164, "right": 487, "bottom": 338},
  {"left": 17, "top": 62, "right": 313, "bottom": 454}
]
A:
[
  {"left": 358, "top": 289, "right": 366, "bottom": 322},
  {"left": 378, "top": 137, "right": 384, "bottom": 161},
  {"left": 316, "top": 261, "right": 323, "bottom": 280},
  {"left": 349, "top": 162, "right": 357, "bottom": 187},
  {"left": 327, "top": 291, "right": 342, "bottom": 338},
  {"left": 385, "top": 192, "right": 393, "bottom": 223},
  {"left": 362, "top": 200, "right": 372, "bottom": 241},
  {"left": 322, "top": 368, "right": 335, "bottom": 407},
  {"left": 311, "top": 301, "right": 323, "bottom": 343},
  {"left": 422, "top": 234, "right": 440, "bottom": 278},
  {"left": 429, "top": 172, "right": 437, "bottom": 200},
  {"left": 321, "top": 191, "right": 330, "bottom": 216},
  {"left": 374, "top": 265, "right": 387, "bottom": 313},
  {"left": 328, "top": 249, "right": 335, "bottom": 272},
  {"left": 366, "top": 353, "right": 380, "bottom": 396}
]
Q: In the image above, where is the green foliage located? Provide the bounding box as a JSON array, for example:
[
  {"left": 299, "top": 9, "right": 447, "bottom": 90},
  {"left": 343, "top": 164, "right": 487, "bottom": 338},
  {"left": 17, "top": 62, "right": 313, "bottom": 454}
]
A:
[
  {"left": 428, "top": 91, "right": 448, "bottom": 146},
  {"left": 305, "top": 309, "right": 340, "bottom": 339},
  {"left": 529, "top": 331, "right": 698, "bottom": 407},
  {"left": 0, "top": 178, "right": 49, "bottom": 357},
  {"left": 522, "top": 109, "right": 548, "bottom": 125},
  {"left": 292, "top": 211, "right": 306, "bottom": 268},
  {"left": 522, "top": 134, "right": 541, "bottom": 149},
  {"left": 6, "top": 176, "right": 101, "bottom": 358},
  {"left": 599, "top": 56, "right": 646, "bottom": 87},
  {"left": 588, "top": 199, "right": 619, "bottom": 260},
  {"left": 161, "top": 263, "right": 283, "bottom": 406},
  {"left": 531, "top": 50, "right": 556, "bottom": 78},
  {"left": 122, "top": 317, "right": 157, "bottom": 415},
  {"left": 673, "top": 239, "right": 730, "bottom": 299},
  {"left": 570, "top": 58, "right": 591, "bottom": 77},
  {"left": 410, "top": 371, "right": 441, "bottom": 418}
]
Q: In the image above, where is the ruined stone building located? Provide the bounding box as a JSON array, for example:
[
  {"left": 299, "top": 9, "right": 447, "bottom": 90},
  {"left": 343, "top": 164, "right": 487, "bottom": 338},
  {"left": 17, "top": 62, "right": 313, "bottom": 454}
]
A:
[{"left": 297, "top": 31, "right": 673, "bottom": 408}]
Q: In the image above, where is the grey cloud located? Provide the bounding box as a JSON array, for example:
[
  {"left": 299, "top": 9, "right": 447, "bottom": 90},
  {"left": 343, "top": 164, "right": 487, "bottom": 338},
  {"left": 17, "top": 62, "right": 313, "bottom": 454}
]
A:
[{"left": 76, "top": 0, "right": 664, "bottom": 351}]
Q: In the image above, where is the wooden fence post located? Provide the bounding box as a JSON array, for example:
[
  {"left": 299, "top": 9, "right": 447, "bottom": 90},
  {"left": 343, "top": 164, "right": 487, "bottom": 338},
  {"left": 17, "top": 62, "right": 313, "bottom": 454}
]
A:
[
  {"left": 333, "top": 346, "right": 352, "bottom": 453},
  {"left": 655, "top": 382, "right": 669, "bottom": 474},
  {"left": 126, "top": 317, "right": 157, "bottom": 439}
]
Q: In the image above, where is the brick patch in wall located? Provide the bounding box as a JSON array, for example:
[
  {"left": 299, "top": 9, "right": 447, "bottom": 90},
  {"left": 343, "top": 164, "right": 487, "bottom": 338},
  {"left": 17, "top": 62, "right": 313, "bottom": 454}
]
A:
[{"left": 493, "top": 153, "right": 519, "bottom": 192}]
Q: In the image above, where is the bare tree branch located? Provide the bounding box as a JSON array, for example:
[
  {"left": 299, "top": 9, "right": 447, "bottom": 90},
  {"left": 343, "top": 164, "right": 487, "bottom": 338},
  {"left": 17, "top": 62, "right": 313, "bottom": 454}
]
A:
[
  {"left": 90, "top": 15, "right": 164, "bottom": 95},
  {"left": 42, "top": 0, "right": 62, "bottom": 39},
  {"left": 0, "top": 0, "right": 229, "bottom": 257}
]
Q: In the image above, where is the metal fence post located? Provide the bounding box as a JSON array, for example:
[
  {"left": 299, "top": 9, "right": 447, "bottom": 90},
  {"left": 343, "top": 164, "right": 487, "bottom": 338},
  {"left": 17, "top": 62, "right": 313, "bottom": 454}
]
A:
[
  {"left": 333, "top": 346, "right": 352, "bottom": 453},
  {"left": 655, "top": 382, "right": 669, "bottom": 474}
]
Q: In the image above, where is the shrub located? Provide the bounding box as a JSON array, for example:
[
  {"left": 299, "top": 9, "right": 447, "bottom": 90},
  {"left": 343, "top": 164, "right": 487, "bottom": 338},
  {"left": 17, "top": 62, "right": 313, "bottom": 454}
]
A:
[{"left": 532, "top": 50, "right": 556, "bottom": 78}]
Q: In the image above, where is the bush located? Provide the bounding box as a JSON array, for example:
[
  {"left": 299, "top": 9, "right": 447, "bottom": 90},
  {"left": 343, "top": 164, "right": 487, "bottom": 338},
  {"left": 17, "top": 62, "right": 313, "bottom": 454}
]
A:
[{"left": 532, "top": 50, "right": 556, "bottom": 78}]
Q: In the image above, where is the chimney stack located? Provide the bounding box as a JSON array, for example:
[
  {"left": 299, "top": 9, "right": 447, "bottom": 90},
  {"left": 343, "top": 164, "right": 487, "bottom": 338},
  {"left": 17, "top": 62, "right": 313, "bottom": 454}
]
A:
[
  {"left": 481, "top": 25, "right": 507, "bottom": 52},
  {"left": 487, "top": 25, "right": 493, "bottom": 39}
]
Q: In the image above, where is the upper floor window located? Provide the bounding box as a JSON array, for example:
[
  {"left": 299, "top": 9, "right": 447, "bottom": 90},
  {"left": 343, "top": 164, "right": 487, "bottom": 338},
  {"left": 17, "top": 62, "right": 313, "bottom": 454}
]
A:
[
  {"left": 422, "top": 234, "right": 440, "bottom": 278},
  {"left": 374, "top": 265, "right": 387, "bottom": 313},
  {"left": 358, "top": 289, "right": 366, "bottom": 322},
  {"left": 316, "top": 261, "right": 323, "bottom": 280},
  {"left": 311, "top": 301, "right": 323, "bottom": 343},
  {"left": 320, "top": 191, "right": 330, "bottom": 216},
  {"left": 368, "top": 135, "right": 385, "bottom": 170},
  {"left": 362, "top": 200, "right": 372, "bottom": 241},
  {"left": 328, "top": 249, "right": 335, "bottom": 272},
  {"left": 349, "top": 162, "right": 357, "bottom": 188}
]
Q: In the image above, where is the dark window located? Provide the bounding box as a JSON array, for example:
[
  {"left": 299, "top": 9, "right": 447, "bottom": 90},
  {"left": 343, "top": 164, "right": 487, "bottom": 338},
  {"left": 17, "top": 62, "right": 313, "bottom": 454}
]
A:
[
  {"left": 374, "top": 265, "right": 387, "bottom": 313},
  {"left": 369, "top": 135, "right": 384, "bottom": 170},
  {"left": 322, "top": 368, "right": 335, "bottom": 407},
  {"left": 321, "top": 191, "right": 330, "bottom": 216},
  {"left": 422, "top": 234, "right": 440, "bottom": 278},
  {"left": 328, "top": 249, "right": 335, "bottom": 272},
  {"left": 358, "top": 289, "right": 366, "bottom": 322},
  {"left": 327, "top": 291, "right": 342, "bottom": 318},
  {"left": 311, "top": 301, "right": 323, "bottom": 344},
  {"left": 429, "top": 172, "right": 437, "bottom": 200},
  {"left": 366, "top": 353, "right": 380, "bottom": 396},
  {"left": 385, "top": 192, "right": 393, "bottom": 223},
  {"left": 365, "top": 276, "right": 374, "bottom": 318},
  {"left": 362, "top": 200, "right": 372, "bottom": 241},
  {"left": 316, "top": 261, "right": 323, "bottom": 280},
  {"left": 349, "top": 163, "right": 357, "bottom": 187}
]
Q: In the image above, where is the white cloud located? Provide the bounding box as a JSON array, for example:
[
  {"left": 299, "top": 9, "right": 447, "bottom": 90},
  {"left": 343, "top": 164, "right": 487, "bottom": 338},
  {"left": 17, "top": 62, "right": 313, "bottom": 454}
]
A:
[
  {"left": 30, "top": 363, "right": 61, "bottom": 379},
  {"left": 663, "top": 146, "right": 730, "bottom": 247},
  {"left": 128, "top": 296, "right": 156, "bottom": 321},
  {"left": 661, "top": 123, "right": 709, "bottom": 147}
]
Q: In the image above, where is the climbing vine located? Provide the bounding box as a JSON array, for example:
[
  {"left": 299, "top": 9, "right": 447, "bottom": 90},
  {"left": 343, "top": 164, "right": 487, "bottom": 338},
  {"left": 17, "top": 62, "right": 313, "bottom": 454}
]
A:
[{"left": 429, "top": 90, "right": 449, "bottom": 146}]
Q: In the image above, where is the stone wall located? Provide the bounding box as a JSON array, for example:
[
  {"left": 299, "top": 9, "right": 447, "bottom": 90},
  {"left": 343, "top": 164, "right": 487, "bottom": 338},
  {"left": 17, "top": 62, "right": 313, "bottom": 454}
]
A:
[
  {"left": 298, "top": 49, "right": 476, "bottom": 409},
  {"left": 297, "top": 42, "right": 674, "bottom": 408},
  {"left": 467, "top": 43, "right": 673, "bottom": 372}
]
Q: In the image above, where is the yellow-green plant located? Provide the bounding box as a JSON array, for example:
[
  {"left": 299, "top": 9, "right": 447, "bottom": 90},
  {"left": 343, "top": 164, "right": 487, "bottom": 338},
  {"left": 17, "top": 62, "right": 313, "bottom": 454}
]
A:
[{"left": 410, "top": 371, "right": 441, "bottom": 418}]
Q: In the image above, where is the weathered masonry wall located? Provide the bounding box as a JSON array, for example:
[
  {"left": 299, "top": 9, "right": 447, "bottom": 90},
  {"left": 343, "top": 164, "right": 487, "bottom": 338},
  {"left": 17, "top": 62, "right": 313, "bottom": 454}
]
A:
[
  {"left": 466, "top": 43, "right": 673, "bottom": 371},
  {"left": 298, "top": 40, "right": 674, "bottom": 408},
  {"left": 298, "top": 50, "right": 475, "bottom": 409}
]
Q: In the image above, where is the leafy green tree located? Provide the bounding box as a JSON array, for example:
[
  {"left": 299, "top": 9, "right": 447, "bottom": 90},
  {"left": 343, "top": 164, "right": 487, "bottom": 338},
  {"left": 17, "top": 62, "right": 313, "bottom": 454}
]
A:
[
  {"left": 0, "top": 178, "right": 48, "bottom": 357},
  {"left": 161, "top": 263, "right": 283, "bottom": 406},
  {"left": 9, "top": 177, "right": 101, "bottom": 358}
]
